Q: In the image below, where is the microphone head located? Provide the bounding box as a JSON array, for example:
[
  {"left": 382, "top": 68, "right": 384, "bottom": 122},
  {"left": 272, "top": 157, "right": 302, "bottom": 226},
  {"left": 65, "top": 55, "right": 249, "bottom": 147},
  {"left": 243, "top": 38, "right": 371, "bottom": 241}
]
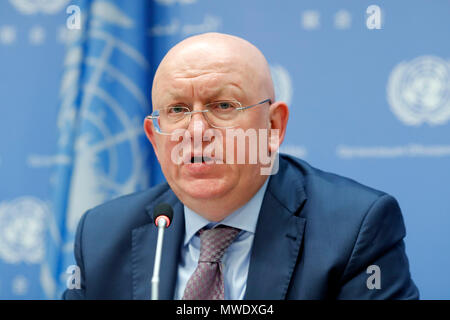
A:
[{"left": 153, "top": 203, "right": 173, "bottom": 228}]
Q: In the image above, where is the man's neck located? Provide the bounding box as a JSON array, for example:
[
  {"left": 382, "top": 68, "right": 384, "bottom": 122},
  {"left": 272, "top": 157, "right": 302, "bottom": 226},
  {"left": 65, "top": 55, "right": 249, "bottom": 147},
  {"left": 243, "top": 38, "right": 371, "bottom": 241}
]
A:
[{"left": 176, "top": 176, "right": 270, "bottom": 222}]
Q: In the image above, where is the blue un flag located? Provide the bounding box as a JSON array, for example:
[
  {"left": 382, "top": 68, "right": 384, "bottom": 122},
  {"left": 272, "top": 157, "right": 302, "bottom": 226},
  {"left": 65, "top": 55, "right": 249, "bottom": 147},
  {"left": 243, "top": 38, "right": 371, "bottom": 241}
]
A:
[{"left": 41, "top": 0, "right": 162, "bottom": 299}]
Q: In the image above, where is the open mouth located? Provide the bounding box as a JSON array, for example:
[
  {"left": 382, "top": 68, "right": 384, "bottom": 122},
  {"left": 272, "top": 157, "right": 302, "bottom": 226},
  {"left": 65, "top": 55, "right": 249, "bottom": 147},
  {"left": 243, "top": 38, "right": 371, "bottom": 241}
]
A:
[{"left": 190, "top": 156, "right": 213, "bottom": 164}]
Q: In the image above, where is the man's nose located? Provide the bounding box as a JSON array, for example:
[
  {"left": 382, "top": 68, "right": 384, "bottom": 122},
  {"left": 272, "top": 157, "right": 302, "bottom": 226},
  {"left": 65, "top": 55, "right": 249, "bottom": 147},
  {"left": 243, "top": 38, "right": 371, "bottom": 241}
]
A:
[
  {"left": 186, "top": 111, "right": 211, "bottom": 157},
  {"left": 187, "top": 111, "right": 209, "bottom": 136}
]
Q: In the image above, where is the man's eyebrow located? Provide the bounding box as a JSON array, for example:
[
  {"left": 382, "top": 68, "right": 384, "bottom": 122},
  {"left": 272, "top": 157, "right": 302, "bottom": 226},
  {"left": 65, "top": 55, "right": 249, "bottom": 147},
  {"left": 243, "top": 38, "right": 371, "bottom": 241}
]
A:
[
  {"left": 161, "top": 83, "right": 244, "bottom": 103},
  {"left": 207, "top": 83, "right": 245, "bottom": 100},
  {"left": 157, "top": 90, "right": 185, "bottom": 105}
]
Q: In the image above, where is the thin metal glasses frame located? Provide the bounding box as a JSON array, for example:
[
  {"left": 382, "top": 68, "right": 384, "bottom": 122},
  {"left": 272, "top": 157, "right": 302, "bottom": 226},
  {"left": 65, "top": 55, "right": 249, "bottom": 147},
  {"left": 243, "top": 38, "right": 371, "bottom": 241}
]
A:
[{"left": 146, "top": 98, "right": 271, "bottom": 135}]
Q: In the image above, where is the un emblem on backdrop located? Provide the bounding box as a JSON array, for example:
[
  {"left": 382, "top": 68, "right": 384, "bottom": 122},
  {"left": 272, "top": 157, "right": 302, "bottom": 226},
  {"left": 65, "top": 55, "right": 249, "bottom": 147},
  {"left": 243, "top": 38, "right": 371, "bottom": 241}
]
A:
[
  {"left": 387, "top": 55, "right": 450, "bottom": 126},
  {"left": 9, "top": 0, "right": 70, "bottom": 14},
  {"left": 0, "top": 197, "right": 48, "bottom": 264}
]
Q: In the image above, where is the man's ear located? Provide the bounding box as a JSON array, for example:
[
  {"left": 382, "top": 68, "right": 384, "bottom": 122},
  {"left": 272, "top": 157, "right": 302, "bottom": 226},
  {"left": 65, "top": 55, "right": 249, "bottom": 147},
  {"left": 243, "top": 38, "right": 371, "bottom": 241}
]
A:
[
  {"left": 268, "top": 101, "right": 289, "bottom": 153},
  {"left": 144, "top": 117, "right": 160, "bottom": 160}
]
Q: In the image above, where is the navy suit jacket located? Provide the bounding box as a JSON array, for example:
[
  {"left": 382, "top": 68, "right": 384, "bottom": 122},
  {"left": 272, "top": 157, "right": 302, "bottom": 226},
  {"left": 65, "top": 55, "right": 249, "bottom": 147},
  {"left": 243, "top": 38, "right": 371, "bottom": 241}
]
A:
[{"left": 63, "top": 154, "right": 419, "bottom": 299}]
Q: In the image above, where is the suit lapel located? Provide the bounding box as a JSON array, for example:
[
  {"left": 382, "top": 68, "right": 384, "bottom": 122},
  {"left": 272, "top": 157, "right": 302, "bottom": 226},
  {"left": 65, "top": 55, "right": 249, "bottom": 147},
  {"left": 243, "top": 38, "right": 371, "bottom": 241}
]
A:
[
  {"left": 131, "top": 189, "right": 185, "bottom": 300},
  {"left": 244, "top": 157, "right": 307, "bottom": 299}
]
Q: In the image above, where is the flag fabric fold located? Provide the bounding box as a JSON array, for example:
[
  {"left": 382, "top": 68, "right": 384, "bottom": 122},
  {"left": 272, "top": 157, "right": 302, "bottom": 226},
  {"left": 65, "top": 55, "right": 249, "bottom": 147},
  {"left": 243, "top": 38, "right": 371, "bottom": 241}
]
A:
[{"left": 42, "top": 0, "right": 161, "bottom": 299}]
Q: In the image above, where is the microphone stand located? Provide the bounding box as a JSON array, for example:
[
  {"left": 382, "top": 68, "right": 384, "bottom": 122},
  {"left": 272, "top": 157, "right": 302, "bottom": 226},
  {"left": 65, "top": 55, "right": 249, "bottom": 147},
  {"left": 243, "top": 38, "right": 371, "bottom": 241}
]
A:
[{"left": 151, "top": 218, "right": 167, "bottom": 300}]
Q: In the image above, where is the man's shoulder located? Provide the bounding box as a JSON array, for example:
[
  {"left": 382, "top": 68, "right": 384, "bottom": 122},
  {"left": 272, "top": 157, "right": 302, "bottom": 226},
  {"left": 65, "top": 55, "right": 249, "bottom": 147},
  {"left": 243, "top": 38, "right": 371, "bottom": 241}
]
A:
[
  {"left": 281, "top": 154, "right": 386, "bottom": 198},
  {"left": 80, "top": 182, "right": 172, "bottom": 233},
  {"left": 91, "top": 182, "right": 171, "bottom": 212},
  {"left": 280, "top": 153, "right": 385, "bottom": 198},
  {"left": 278, "top": 154, "right": 407, "bottom": 269},
  {"left": 278, "top": 153, "right": 391, "bottom": 219}
]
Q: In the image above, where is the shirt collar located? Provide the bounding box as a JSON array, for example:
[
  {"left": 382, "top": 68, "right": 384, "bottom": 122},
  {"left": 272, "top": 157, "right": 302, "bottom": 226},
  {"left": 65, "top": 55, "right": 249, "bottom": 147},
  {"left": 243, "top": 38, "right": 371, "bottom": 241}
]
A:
[{"left": 183, "top": 177, "right": 270, "bottom": 246}]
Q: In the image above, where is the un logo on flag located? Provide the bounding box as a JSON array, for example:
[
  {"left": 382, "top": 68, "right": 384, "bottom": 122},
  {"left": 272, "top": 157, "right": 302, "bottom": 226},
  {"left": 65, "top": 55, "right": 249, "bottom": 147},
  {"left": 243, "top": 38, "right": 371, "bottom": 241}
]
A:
[
  {"left": 387, "top": 56, "right": 450, "bottom": 126},
  {"left": 0, "top": 197, "right": 48, "bottom": 264},
  {"left": 38, "top": 1, "right": 154, "bottom": 299},
  {"left": 60, "top": 3, "right": 151, "bottom": 234}
]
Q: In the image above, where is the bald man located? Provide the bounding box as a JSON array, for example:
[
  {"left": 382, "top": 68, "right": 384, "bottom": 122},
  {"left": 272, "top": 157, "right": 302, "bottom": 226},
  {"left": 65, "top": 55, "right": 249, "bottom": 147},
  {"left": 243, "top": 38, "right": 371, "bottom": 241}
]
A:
[{"left": 63, "top": 33, "right": 419, "bottom": 300}]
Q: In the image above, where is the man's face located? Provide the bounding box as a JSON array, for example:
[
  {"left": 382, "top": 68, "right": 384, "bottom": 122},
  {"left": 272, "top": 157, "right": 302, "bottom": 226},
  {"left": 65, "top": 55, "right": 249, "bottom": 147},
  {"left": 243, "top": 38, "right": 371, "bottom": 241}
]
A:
[{"left": 145, "top": 36, "right": 284, "bottom": 220}]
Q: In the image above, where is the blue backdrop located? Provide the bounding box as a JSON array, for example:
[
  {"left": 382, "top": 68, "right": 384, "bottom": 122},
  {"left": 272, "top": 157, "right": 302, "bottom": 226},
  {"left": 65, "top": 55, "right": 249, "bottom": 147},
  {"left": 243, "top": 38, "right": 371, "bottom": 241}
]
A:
[{"left": 0, "top": 0, "right": 449, "bottom": 299}]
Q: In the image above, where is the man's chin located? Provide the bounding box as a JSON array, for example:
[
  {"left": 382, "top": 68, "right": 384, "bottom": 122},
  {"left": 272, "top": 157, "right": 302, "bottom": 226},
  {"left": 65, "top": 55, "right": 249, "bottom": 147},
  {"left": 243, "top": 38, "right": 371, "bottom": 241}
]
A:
[{"left": 179, "top": 178, "right": 232, "bottom": 200}]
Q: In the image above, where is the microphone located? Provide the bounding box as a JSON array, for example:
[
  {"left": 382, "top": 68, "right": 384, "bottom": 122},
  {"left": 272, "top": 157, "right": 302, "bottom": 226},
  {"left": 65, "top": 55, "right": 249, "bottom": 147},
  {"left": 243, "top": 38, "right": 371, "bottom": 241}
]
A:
[{"left": 151, "top": 203, "right": 174, "bottom": 300}]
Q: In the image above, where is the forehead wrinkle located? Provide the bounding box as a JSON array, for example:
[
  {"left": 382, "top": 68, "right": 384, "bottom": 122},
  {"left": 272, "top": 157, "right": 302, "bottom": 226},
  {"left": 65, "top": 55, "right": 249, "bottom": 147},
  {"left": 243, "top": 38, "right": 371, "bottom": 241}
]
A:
[
  {"left": 155, "top": 69, "right": 252, "bottom": 109},
  {"left": 172, "top": 70, "right": 228, "bottom": 80},
  {"left": 165, "top": 70, "right": 245, "bottom": 99},
  {"left": 195, "top": 82, "right": 245, "bottom": 103}
]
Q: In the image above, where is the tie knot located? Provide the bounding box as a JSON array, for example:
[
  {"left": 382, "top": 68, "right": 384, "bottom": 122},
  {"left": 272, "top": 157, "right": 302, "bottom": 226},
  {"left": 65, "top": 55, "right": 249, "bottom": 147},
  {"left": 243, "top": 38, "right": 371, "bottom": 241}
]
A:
[{"left": 198, "top": 226, "right": 240, "bottom": 263}]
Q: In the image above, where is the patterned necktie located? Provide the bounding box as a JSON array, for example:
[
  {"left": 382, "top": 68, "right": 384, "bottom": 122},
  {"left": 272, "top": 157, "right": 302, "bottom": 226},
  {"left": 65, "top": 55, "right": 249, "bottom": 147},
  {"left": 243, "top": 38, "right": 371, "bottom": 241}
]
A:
[{"left": 182, "top": 226, "right": 240, "bottom": 300}]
